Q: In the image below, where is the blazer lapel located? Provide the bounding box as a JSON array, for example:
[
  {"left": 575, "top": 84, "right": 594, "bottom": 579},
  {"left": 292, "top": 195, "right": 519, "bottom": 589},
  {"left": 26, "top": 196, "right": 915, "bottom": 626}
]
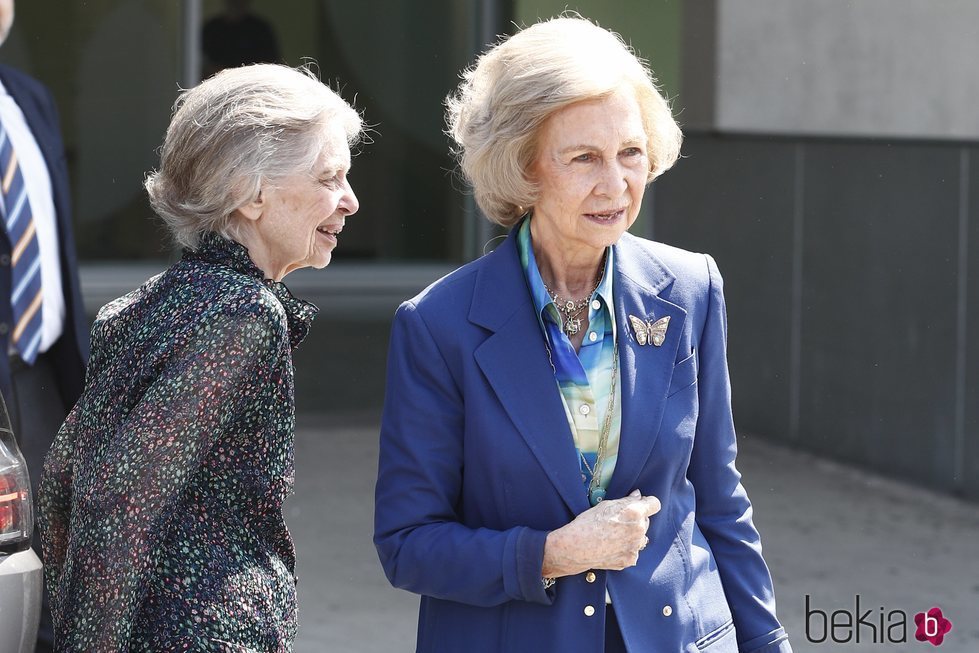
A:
[
  {"left": 471, "top": 233, "right": 591, "bottom": 515},
  {"left": 607, "top": 234, "right": 686, "bottom": 498}
]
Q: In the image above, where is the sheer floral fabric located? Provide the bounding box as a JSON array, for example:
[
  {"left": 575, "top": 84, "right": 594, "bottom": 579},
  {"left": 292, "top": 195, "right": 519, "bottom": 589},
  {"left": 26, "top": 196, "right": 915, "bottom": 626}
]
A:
[{"left": 39, "top": 233, "right": 316, "bottom": 652}]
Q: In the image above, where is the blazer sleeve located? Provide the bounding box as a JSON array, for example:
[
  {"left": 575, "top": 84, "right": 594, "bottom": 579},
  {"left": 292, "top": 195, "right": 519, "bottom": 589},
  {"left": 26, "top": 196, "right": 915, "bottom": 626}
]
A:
[
  {"left": 687, "top": 255, "right": 793, "bottom": 653},
  {"left": 374, "top": 301, "right": 552, "bottom": 608}
]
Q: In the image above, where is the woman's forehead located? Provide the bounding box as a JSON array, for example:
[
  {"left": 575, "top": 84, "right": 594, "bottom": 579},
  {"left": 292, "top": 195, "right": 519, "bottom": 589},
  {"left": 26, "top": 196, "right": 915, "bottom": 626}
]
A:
[
  {"left": 540, "top": 93, "right": 646, "bottom": 149},
  {"left": 314, "top": 127, "right": 352, "bottom": 170}
]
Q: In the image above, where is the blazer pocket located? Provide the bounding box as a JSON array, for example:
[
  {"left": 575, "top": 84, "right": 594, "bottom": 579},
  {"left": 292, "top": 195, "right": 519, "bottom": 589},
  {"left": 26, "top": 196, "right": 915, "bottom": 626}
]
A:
[
  {"left": 695, "top": 619, "right": 736, "bottom": 651},
  {"left": 667, "top": 350, "right": 698, "bottom": 397}
]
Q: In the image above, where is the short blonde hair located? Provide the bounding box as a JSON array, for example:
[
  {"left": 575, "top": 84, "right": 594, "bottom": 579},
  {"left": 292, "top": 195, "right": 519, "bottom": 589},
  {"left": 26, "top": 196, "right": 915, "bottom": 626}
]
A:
[
  {"left": 145, "top": 63, "right": 363, "bottom": 249},
  {"left": 446, "top": 16, "right": 682, "bottom": 227}
]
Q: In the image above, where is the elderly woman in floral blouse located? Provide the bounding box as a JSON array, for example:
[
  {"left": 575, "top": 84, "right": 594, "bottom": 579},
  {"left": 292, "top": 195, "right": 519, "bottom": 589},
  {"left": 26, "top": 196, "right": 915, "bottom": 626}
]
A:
[{"left": 38, "top": 63, "right": 361, "bottom": 651}]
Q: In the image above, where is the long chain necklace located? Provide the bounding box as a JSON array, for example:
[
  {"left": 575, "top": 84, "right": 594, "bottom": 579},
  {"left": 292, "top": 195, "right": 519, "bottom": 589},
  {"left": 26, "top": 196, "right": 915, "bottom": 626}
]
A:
[
  {"left": 542, "top": 338, "right": 619, "bottom": 507},
  {"left": 583, "top": 345, "right": 617, "bottom": 506}
]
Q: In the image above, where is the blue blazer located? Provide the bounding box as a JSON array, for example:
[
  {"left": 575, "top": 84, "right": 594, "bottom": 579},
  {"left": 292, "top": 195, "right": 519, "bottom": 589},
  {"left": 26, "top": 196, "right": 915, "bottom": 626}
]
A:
[
  {"left": 375, "top": 229, "right": 792, "bottom": 653},
  {"left": 0, "top": 65, "right": 89, "bottom": 405}
]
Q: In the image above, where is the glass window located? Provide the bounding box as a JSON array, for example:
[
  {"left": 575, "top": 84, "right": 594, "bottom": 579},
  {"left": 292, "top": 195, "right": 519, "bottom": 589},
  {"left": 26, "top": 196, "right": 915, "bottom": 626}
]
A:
[
  {"left": 1, "top": 0, "right": 513, "bottom": 264},
  {"left": 0, "top": 1, "right": 182, "bottom": 260}
]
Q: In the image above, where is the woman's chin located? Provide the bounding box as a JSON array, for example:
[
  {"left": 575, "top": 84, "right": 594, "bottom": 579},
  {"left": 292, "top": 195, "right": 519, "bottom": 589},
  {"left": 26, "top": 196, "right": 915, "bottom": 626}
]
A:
[
  {"left": 576, "top": 213, "right": 629, "bottom": 243},
  {"left": 310, "top": 254, "right": 332, "bottom": 269},
  {"left": 305, "top": 244, "right": 335, "bottom": 270}
]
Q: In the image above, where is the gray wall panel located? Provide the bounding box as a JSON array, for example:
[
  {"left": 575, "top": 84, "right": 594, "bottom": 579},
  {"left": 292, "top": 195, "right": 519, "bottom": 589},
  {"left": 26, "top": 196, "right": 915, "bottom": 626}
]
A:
[
  {"left": 800, "top": 143, "right": 961, "bottom": 491},
  {"left": 653, "top": 138, "right": 796, "bottom": 440},
  {"left": 714, "top": 0, "right": 979, "bottom": 140},
  {"left": 293, "top": 319, "right": 392, "bottom": 416},
  {"left": 654, "top": 134, "right": 975, "bottom": 499},
  {"left": 964, "top": 148, "right": 979, "bottom": 500}
]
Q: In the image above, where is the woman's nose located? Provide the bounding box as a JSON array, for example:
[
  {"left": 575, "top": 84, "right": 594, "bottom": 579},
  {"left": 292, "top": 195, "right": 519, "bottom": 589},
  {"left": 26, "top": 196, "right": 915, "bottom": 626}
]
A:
[
  {"left": 596, "top": 162, "right": 628, "bottom": 197},
  {"left": 339, "top": 179, "right": 359, "bottom": 216}
]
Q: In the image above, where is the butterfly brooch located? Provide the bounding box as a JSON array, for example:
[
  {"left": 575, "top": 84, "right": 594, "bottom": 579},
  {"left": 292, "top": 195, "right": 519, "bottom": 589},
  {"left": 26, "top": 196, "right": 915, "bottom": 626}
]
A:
[{"left": 629, "top": 314, "right": 670, "bottom": 347}]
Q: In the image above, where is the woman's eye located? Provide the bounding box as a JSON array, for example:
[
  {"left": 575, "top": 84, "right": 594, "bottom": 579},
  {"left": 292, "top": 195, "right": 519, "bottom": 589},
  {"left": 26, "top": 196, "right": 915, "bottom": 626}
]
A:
[
  {"left": 621, "top": 147, "right": 643, "bottom": 158},
  {"left": 321, "top": 175, "right": 340, "bottom": 188},
  {"left": 573, "top": 153, "right": 594, "bottom": 163}
]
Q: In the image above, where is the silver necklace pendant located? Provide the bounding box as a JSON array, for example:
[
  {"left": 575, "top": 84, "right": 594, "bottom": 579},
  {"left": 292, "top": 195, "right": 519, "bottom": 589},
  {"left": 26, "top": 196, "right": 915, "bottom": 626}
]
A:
[{"left": 564, "top": 317, "right": 581, "bottom": 337}]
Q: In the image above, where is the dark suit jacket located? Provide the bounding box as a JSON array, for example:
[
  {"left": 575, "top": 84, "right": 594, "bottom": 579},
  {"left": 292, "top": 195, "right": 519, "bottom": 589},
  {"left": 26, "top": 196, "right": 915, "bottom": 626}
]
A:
[
  {"left": 0, "top": 64, "right": 88, "bottom": 407},
  {"left": 374, "top": 229, "right": 792, "bottom": 653}
]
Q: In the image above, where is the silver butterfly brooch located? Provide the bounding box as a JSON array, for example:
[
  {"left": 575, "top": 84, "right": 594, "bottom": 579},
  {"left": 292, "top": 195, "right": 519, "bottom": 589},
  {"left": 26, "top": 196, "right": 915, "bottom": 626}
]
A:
[{"left": 629, "top": 314, "right": 670, "bottom": 347}]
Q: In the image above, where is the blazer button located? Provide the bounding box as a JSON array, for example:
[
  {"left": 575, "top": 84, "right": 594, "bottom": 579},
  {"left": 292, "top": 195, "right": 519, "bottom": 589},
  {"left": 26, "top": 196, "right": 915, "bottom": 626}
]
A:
[
  {"left": 585, "top": 571, "right": 596, "bottom": 583},
  {"left": 0, "top": 254, "right": 9, "bottom": 266},
  {"left": 584, "top": 605, "right": 595, "bottom": 617},
  {"left": 663, "top": 605, "right": 673, "bottom": 617}
]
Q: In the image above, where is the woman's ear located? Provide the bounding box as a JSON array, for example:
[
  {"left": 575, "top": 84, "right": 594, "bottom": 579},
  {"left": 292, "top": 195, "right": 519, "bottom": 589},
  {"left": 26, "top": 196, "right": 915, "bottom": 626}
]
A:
[{"left": 235, "top": 187, "right": 266, "bottom": 222}]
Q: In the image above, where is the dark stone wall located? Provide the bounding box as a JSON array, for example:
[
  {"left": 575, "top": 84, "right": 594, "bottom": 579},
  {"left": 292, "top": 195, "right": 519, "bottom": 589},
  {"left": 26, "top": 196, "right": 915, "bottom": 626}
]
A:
[
  {"left": 654, "top": 139, "right": 797, "bottom": 441},
  {"left": 292, "top": 318, "right": 393, "bottom": 416},
  {"left": 965, "top": 146, "right": 979, "bottom": 500},
  {"left": 653, "top": 133, "right": 976, "bottom": 500}
]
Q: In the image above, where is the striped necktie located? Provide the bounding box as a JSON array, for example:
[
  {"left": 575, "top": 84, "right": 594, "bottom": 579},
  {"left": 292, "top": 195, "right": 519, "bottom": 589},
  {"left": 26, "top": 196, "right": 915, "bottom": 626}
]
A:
[{"left": 0, "top": 121, "right": 43, "bottom": 364}]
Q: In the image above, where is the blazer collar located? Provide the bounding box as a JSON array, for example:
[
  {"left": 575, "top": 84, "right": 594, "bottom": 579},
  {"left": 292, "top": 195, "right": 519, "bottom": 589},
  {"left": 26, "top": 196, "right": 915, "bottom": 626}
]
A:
[
  {"left": 613, "top": 232, "right": 676, "bottom": 295},
  {"left": 469, "top": 229, "right": 524, "bottom": 331},
  {"left": 606, "top": 233, "right": 687, "bottom": 498},
  {"left": 470, "top": 229, "right": 687, "bottom": 512},
  {"left": 469, "top": 229, "right": 678, "bottom": 325}
]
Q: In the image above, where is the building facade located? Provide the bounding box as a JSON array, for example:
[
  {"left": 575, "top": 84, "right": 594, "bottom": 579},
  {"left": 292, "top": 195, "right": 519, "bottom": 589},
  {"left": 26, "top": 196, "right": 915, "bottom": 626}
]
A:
[{"left": 2, "top": 0, "right": 975, "bottom": 500}]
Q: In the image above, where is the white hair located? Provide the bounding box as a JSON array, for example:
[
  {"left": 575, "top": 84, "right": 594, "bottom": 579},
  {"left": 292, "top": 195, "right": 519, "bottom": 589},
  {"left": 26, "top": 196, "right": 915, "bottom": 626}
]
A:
[
  {"left": 446, "top": 16, "right": 682, "bottom": 227},
  {"left": 145, "top": 63, "right": 363, "bottom": 249}
]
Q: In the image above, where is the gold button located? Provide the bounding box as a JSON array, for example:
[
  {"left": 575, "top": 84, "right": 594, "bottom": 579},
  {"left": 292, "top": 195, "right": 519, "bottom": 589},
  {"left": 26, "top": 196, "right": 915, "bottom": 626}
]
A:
[
  {"left": 663, "top": 605, "right": 673, "bottom": 617},
  {"left": 584, "top": 605, "right": 596, "bottom": 617},
  {"left": 585, "top": 571, "right": 596, "bottom": 583},
  {"left": 591, "top": 299, "right": 601, "bottom": 310},
  {"left": 588, "top": 331, "right": 598, "bottom": 342}
]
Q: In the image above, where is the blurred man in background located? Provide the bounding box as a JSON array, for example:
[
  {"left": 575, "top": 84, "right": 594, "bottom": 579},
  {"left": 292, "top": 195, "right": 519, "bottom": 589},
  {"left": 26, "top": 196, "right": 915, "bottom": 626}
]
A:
[
  {"left": 202, "top": 0, "right": 281, "bottom": 78},
  {"left": 0, "top": 0, "right": 90, "bottom": 650}
]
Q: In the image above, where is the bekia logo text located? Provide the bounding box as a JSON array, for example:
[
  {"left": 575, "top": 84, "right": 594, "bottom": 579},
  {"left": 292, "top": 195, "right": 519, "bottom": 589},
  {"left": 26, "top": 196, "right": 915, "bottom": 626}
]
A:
[{"left": 806, "top": 595, "right": 953, "bottom": 646}]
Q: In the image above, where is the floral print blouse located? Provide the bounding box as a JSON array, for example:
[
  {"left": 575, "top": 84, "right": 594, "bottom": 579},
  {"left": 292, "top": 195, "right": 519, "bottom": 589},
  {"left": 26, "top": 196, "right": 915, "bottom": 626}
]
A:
[{"left": 39, "top": 233, "right": 317, "bottom": 652}]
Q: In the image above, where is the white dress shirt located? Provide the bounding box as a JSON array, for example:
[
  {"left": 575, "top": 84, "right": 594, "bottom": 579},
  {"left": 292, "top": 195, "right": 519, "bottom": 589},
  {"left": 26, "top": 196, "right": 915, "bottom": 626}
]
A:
[{"left": 0, "top": 78, "right": 66, "bottom": 354}]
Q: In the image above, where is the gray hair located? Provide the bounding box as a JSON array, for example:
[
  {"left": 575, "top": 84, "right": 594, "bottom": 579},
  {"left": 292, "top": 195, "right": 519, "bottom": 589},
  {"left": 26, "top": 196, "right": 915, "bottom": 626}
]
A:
[
  {"left": 145, "top": 63, "right": 363, "bottom": 249},
  {"left": 445, "top": 16, "right": 683, "bottom": 227}
]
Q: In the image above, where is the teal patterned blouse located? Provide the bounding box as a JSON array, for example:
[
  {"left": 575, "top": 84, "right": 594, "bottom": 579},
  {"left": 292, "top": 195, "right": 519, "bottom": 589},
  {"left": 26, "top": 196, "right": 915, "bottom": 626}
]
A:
[
  {"left": 38, "top": 233, "right": 317, "bottom": 652},
  {"left": 516, "top": 218, "right": 621, "bottom": 505}
]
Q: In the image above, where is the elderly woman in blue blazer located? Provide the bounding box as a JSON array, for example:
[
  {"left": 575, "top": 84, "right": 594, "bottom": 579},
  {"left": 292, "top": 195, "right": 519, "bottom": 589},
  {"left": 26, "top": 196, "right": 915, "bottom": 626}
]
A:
[{"left": 374, "top": 16, "right": 792, "bottom": 653}]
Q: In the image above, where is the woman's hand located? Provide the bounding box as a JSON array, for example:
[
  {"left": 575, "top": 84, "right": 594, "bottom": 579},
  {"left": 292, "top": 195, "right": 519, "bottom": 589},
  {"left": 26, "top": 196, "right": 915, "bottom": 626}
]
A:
[{"left": 541, "top": 490, "right": 661, "bottom": 578}]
